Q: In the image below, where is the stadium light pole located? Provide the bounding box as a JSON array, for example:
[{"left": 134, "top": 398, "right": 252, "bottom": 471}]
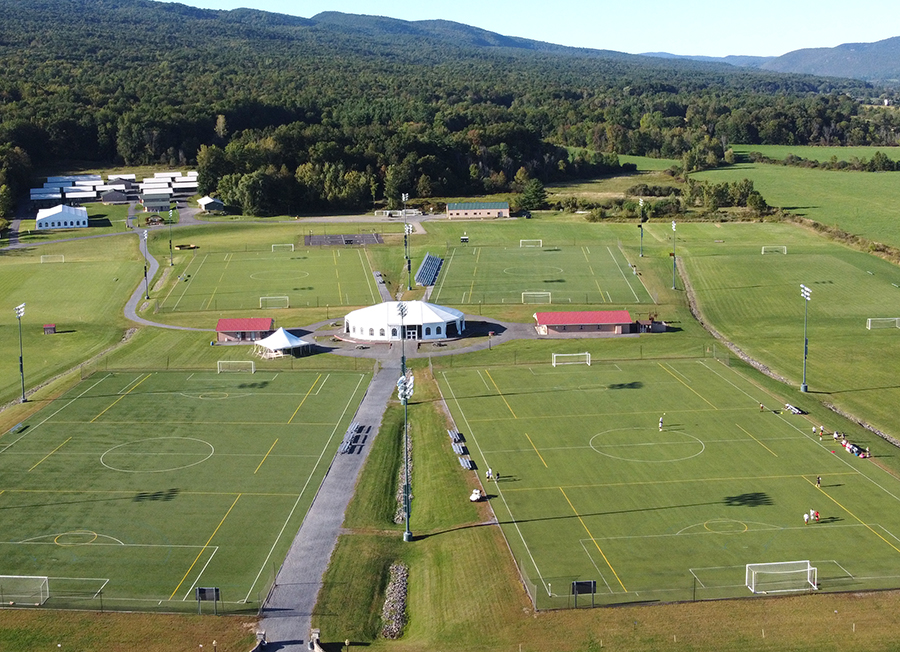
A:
[
  {"left": 15, "top": 303, "right": 26, "bottom": 403},
  {"left": 671, "top": 221, "right": 677, "bottom": 290},
  {"left": 638, "top": 198, "right": 645, "bottom": 257},
  {"left": 397, "top": 301, "right": 413, "bottom": 542},
  {"left": 638, "top": 223, "right": 643, "bottom": 258},
  {"left": 142, "top": 230, "right": 150, "bottom": 299},
  {"left": 800, "top": 284, "right": 812, "bottom": 392},
  {"left": 168, "top": 209, "right": 174, "bottom": 266}
]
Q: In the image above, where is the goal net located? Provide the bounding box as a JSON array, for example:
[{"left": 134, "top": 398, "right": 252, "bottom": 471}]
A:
[
  {"left": 746, "top": 561, "right": 817, "bottom": 594},
  {"left": 0, "top": 575, "right": 50, "bottom": 605},
  {"left": 272, "top": 243, "right": 295, "bottom": 252},
  {"left": 867, "top": 318, "right": 900, "bottom": 330},
  {"left": 761, "top": 246, "right": 787, "bottom": 254},
  {"left": 520, "top": 239, "right": 543, "bottom": 248},
  {"left": 552, "top": 352, "right": 591, "bottom": 367},
  {"left": 260, "top": 296, "right": 290, "bottom": 309},
  {"left": 40, "top": 255, "right": 65, "bottom": 263},
  {"left": 217, "top": 360, "right": 256, "bottom": 374},
  {"left": 522, "top": 291, "right": 552, "bottom": 304}
]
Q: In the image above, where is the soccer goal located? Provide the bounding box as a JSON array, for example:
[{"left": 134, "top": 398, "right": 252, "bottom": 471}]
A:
[
  {"left": 260, "top": 296, "right": 290, "bottom": 309},
  {"left": 867, "top": 318, "right": 900, "bottom": 330},
  {"left": 552, "top": 352, "right": 591, "bottom": 367},
  {"left": 761, "top": 246, "right": 787, "bottom": 254},
  {"left": 746, "top": 561, "right": 817, "bottom": 594},
  {"left": 217, "top": 360, "right": 255, "bottom": 374},
  {"left": 520, "top": 239, "right": 543, "bottom": 248},
  {"left": 272, "top": 243, "right": 295, "bottom": 252},
  {"left": 40, "top": 254, "right": 65, "bottom": 263},
  {"left": 0, "top": 575, "right": 50, "bottom": 605},
  {"left": 522, "top": 291, "right": 552, "bottom": 304}
]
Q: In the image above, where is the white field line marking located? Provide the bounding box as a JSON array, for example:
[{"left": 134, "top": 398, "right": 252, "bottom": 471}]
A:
[
  {"left": 440, "top": 371, "right": 549, "bottom": 595},
  {"left": 607, "top": 246, "right": 640, "bottom": 303},
  {"left": 579, "top": 538, "right": 614, "bottom": 595},
  {"left": 314, "top": 374, "right": 331, "bottom": 395},
  {"left": 243, "top": 373, "right": 367, "bottom": 603},
  {"left": 160, "top": 251, "right": 197, "bottom": 308},
  {"left": 358, "top": 249, "right": 378, "bottom": 305},
  {"left": 183, "top": 546, "right": 220, "bottom": 601},
  {"left": 0, "top": 375, "right": 111, "bottom": 455},
  {"left": 117, "top": 374, "right": 145, "bottom": 395},
  {"left": 433, "top": 246, "right": 455, "bottom": 304},
  {"left": 475, "top": 370, "right": 492, "bottom": 392},
  {"left": 172, "top": 253, "right": 209, "bottom": 311}
]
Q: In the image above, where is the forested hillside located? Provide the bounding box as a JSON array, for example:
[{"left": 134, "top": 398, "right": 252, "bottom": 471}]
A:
[{"left": 0, "top": 0, "right": 897, "bottom": 216}]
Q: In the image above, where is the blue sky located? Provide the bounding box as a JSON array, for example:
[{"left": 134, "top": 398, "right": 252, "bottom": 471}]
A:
[{"left": 156, "top": 0, "right": 898, "bottom": 58}]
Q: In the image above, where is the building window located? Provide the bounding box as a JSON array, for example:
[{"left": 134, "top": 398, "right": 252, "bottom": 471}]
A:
[
  {"left": 352, "top": 326, "right": 356, "bottom": 333},
  {"left": 436, "top": 326, "right": 442, "bottom": 335},
  {"left": 392, "top": 328, "right": 397, "bottom": 337},
  {"left": 379, "top": 328, "right": 385, "bottom": 336},
  {"left": 425, "top": 327, "right": 431, "bottom": 336},
  {"left": 369, "top": 328, "right": 374, "bottom": 336}
]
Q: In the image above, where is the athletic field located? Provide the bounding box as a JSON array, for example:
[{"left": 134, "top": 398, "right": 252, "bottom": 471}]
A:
[
  {"left": 0, "top": 370, "right": 369, "bottom": 612},
  {"left": 156, "top": 247, "right": 379, "bottom": 312},
  {"left": 430, "top": 243, "right": 655, "bottom": 306},
  {"left": 438, "top": 359, "right": 900, "bottom": 608}
]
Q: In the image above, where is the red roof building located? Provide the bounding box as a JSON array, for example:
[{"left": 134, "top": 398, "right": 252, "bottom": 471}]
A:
[
  {"left": 215, "top": 318, "right": 274, "bottom": 343},
  {"left": 533, "top": 310, "right": 633, "bottom": 336}
]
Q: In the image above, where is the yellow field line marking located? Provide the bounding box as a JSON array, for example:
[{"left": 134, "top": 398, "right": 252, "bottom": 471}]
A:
[
  {"left": 582, "top": 247, "right": 591, "bottom": 263},
  {"left": 333, "top": 250, "right": 337, "bottom": 265},
  {"left": 594, "top": 278, "right": 605, "bottom": 301},
  {"left": 484, "top": 370, "right": 517, "bottom": 419},
  {"left": 91, "top": 374, "right": 151, "bottom": 423},
  {"left": 497, "top": 472, "right": 859, "bottom": 492},
  {"left": 475, "top": 247, "right": 481, "bottom": 264},
  {"left": 29, "top": 437, "right": 72, "bottom": 471},
  {"left": 288, "top": 374, "right": 322, "bottom": 424},
  {"left": 658, "top": 363, "right": 718, "bottom": 409},
  {"left": 805, "top": 477, "right": 900, "bottom": 556},
  {"left": 735, "top": 424, "right": 778, "bottom": 457},
  {"left": 524, "top": 433, "right": 547, "bottom": 467},
  {"left": 559, "top": 487, "right": 627, "bottom": 592},
  {"left": 254, "top": 439, "right": 279, "bottom": 474},
  {"left": 169, "top": 493, "right": 242, "bottom": 600}
]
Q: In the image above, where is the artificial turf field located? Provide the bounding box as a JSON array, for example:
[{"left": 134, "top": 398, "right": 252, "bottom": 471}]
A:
[
  {"left": 156, "top": 246, "right": 379, "bottom": 312},
  {"left": 0, "top": 369, "right": 369, "bottom": 612},
  {"left": 437, "top": 359, "right": 900, "bottom": 609},
  {"left": 429, "top": 242, "right": 655, "bottom": 306}
]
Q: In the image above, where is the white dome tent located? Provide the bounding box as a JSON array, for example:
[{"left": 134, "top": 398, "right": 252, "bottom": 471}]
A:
[
  {"left": 253, "top": 327, "right": 312, "bottom": 358},
  {"left": 344, "top": 301, "right": 465, "bottom": 342}
]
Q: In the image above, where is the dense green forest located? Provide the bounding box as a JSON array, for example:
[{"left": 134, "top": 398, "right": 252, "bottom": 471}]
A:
[{"left": 0, "top": 0, "right": 897, "bottom": 216}]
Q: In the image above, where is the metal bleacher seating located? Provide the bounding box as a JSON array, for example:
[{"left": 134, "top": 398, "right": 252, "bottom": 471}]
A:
[
  {"left": 447, "top": 429, "right": 464, "bottom": 443},
  {"left": 415, "top": 252, "right": 444, "bottom": 287},
  {"left": 458, "top": 456, "right": 475, "bottom": 470},
  {"left": 452, "top": 443, "right": 468, "bottom": 456}
]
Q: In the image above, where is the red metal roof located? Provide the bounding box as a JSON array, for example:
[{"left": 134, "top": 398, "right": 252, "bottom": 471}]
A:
[
  {"left": 534, "top": 310, "right": 632, "bottom": 326},
  {"left": 216, "top": 318, "right": 274, "bottom": 332}
]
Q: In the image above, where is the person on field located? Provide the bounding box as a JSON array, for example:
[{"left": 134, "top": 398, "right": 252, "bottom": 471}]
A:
[
  {"left": 659, "top": 416, "right": 664, "bottom": 431},
  {"left": 486, "top": 468, "right": 493, "bottom": 481},
  {"left": 803, "top": 513, "right": 809, "bottom": 524},
  {"left": 816, "top": 476, "right": 821, "bottom": 488},
  {"left": 815, "top": 511, "right": 820, "bottom": 523}
]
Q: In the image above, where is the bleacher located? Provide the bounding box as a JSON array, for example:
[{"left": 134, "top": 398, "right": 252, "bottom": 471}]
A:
[
  {"left": 415, "top": 252, "right": 444, "bottom": 287},
  {"left": 339, "top": 422, "right": 370, "bottom": 454},
  {"left": 448, "top": 430, "right": 474, "bottom": 469}
]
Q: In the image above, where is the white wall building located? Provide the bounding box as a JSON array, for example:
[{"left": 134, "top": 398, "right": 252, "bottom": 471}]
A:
[
  {"left": 36, "top": 204, "right": 89, "bottom": 230},
  {"left": 344, "top": 301, "right": 465, "bottom": 341}
]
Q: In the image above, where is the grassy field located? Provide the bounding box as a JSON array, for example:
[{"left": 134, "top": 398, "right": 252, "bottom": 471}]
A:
[
  {"left": 732, "top": 144, "right": 900, "bottom": 163},
  {"left": 0, "top": 235, "right": 143, "bottom": 406},
  {"left": 0, "top": 369, "right": 368, "bottom": 613}
]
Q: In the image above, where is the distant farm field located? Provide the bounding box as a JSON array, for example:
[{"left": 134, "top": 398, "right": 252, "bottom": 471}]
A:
[
  {"left": 732, "top": 144, "right": 900, "bottom": 163},
  {"left": 0, "top": 370, "right": 368, "bottom": 612}
]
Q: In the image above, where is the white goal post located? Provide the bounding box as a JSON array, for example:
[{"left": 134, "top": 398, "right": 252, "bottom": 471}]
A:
[
  {"left": 761, "top": 246, "right": 787, "bottom": 254},
  {"left": 40, "top": 254, "right": 65, "bottom": 263},
  {"left": 867, "top": 318, "right": 900, "bottom": 330},
  {"left": 260, "top": 296, "right": 290, "bottom": 309},
  {"left": 746, "top": 561, "right": 817, "bottom": 594},
  {"left": 552, "top": 352, "right": 591, "bottom": 367},
  {"left": 522, "top": 291, "right": 552, "bottom": 304},
  {"left": 217, "top": 360, "right": 256, "bottom": 374},
  {"left": 0, "top": 575, "right": 50, "bottom": 605},
  {"left": 520, "top": 239, "right": 543, "bottom": 248},
  {"left": 272, "top": 243, "right": 295, "bottom": 252}
]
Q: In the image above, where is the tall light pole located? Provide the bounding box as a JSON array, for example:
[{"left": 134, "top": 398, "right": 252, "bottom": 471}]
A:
[
  {"left": 671, "top": 221, "right": 677, "bottom": 290},
  {"left": 405, "top": 222, "right": 413, "bottom": 291},
  {"left": 15, "top": 303, "right": 26, "bottom": 403},
  {"left": 142, "top": 230, "right": 150, "bottom": 299},
  {"left": 168, "top": 209, "right": 174, "bottom": 267},
  {"left": 402, "top": 193, "right": 411, "bottom": 291},
  {"left": 638, "top": 223, "right": 643, "bottom": 258},
  {"left": 800, "top": 284, "right": 812, "bottom": 392},
  {"left": 397, "top": 302, "right": 413, "bottom": 542}
]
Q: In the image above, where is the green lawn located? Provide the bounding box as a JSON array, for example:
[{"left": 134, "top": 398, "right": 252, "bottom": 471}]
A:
[
  {"left": 732, "top": 144, "right": 900, "bottom": 163},
  {"left": 437, "top": 358, "right": 900, "bottom": 609},
  {"left": 0, "top": 369, "right": 368, "bottom": 612}
]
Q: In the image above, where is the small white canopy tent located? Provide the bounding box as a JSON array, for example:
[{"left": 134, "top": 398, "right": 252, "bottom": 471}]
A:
[{"left": 253, "top": 327, "right": 311, "bottom": 358}]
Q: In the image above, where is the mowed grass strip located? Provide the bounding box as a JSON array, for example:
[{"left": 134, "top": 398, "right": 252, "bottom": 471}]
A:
[
  {"left": 437, "top": 359, "right": 900, "bottom": 607},
  {"left": 0, "top": 370, "right": 369, "bottom": 611}
]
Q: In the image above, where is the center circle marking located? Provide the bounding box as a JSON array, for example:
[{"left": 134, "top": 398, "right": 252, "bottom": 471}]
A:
[
  {"left": 589, "top": 427, "right": 705, "bottom": 462},
  {"left": 100, "top": 437, "right": 214, "bottom": 473},
  {"left": 502, "top": 266, "right": 564, "bottom": 277},
  {"left": 250, "top": 270, "right": 309, "bottom": 281},
  {"left": 54, "top": 530, "right": 98, "bottom": 546},
  {"left": 703, "top": 519, "right": 749, "bottom": 534}
]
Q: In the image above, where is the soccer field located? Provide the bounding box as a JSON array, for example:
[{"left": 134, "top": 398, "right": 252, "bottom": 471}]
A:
[
  {"left": 156, "top": 247, "right": 379, "bottom": 312},
  {"left": 430, "top": 243, "right": 655, "bottom": 306},
  {"left": 0, "top": 370, "right": 369, "bottom": 612},
  {"left": 438, "top": 359, "right": 900, "bottom": 608}
]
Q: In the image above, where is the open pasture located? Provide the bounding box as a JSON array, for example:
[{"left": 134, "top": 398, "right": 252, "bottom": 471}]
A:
[
  {"left": 430, "top": 242, "right": 654, "bottom": 306},
  {"left": 438, "top": 359, "right": 900, "bottom": 608},
  {"left": 156, "top": 246, "right": 379, "bottom": 312},
  {"left": 0, "top": 369, "right": 368, "bottom": 612}
]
